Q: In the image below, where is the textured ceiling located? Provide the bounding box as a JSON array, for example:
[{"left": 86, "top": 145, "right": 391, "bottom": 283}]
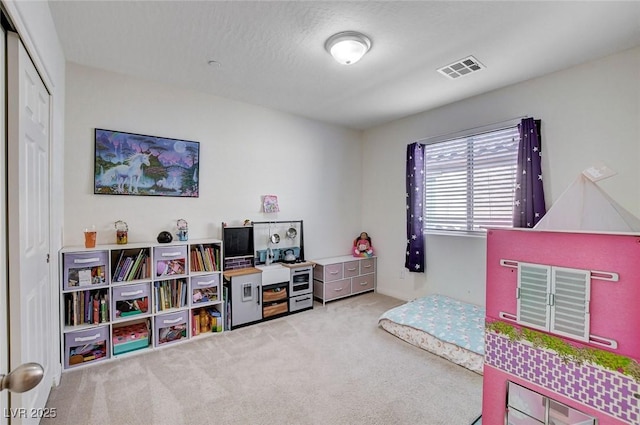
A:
[{"left": 48, "top": 1, "right": 640, "bottom": 130}]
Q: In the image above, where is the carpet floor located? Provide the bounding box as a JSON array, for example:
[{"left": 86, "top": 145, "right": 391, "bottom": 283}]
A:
[{"left": 43, "top": 292, "right": 482, "bottom": 424}]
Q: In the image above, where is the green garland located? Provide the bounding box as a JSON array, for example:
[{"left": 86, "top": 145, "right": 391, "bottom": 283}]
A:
[{"left": 486, "top": 321, "right": 640, "bottom": 382}]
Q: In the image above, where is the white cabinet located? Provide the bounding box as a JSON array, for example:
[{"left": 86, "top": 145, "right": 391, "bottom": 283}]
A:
[
  {"left": 224, "top": 268, "right": 262, "bottom": 329},
  {"left": 59, "top": 238, "right": 224, "bottom": 370},
  {"left": 312, "top": 256, "right": 376, "bottom": 305}
]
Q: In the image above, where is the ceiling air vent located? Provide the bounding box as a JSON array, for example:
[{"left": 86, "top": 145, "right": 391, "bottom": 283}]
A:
[{"left": 437, "top": 56, "right": 485, "bottom": 79}]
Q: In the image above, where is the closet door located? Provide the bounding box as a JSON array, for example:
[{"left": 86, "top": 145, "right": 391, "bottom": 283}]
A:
[
  {"left": 6, "top": 31, "right": 52, "bottom": 422},
  {"left": 0, "top": 26, "right": 7, "bottom": 425}
]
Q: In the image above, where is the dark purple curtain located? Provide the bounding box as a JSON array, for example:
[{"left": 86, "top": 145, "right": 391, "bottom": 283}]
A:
[
  {"left": 405, "top": 142, "right": 425, "bottom": 272},
  {"left": 513, "top": 118, "right": 546, "bottom": 227}
]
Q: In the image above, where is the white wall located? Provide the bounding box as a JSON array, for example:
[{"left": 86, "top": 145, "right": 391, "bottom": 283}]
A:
[
  {"left": 64, "top": 63, "right": 363, "bottom": 260},
  {"left": 363, "top": 47, "right": 640, "bottom": 305},
  {"left": 65, "top": 47, "right": 640, "bottom": 308}
]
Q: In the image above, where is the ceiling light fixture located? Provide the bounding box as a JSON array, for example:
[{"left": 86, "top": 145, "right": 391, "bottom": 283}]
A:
[{"left": 325, "top": 31, "right": 371, "bottom": 65}]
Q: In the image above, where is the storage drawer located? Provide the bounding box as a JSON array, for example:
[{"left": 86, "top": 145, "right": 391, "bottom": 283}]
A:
[
  {"left": 112, "top": 282, "right": 151, "bottom": 321},
  {"left": 64, "top": 326, "right": 110, "bottom": 369},
  {"left": 154, "top": 311, "right": 189, "bottom": 346},
  {"left": 191, "top": 274, "right": 221, "bottom": 305},
  {"left": 63, "top": 251, "right": 109, "bottom": 290},
  {"left": 360, "top": 258, "right": 376, "bottom": 275},
  {"left": 262, "top": 285, "right": 287, "bottom": 303},
  {"left": 351, "top": 273, "right": 374, "bottom": 294},
  {"left": 112, "top": 322, "right": 150, "bottom": 355},
  {"left": 263, "top": 301, "right": 288, "bottom": 318},
  {"left": 343, "top": 260, "right": 360, "bottom": 278},
  {"left": 324, "top": 279, "right": 351, "bottom": 300},
  {"left": 153, "top": 246, "right": 188, "bottom": 277},
  {"left": 289, "top": 294, "right": 313, "bottom": 312},
  {"left": 321, "top": 263, "right": 344, "bottom": 282}
]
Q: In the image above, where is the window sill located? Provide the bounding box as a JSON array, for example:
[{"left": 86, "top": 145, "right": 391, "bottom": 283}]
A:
[{"left": 424, "top": 230, "right": 487, "bottom": 239}]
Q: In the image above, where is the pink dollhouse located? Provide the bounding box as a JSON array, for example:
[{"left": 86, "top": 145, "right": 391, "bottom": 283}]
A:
[{"left": 483, "top": 228, "right": 640, "bottom": 425}]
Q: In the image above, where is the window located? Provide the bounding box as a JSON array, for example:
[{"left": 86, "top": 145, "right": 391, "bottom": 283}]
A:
[{"left": 423, "top": 125, "right": 519, "bottom": 233}]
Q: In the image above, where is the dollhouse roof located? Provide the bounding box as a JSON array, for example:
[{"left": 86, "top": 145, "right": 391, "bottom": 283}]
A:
[{"left": 534, "top": 174, "right": 640, "bottom": 232}]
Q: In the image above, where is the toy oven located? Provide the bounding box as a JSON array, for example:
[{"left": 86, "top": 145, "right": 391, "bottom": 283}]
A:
[{"left": 289, "top": 266, "right": 312, "bottom": 297}]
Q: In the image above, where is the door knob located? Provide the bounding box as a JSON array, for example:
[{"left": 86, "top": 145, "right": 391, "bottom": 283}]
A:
[{"left": 0, "top": 363, "right": 44, "bottom": 393}]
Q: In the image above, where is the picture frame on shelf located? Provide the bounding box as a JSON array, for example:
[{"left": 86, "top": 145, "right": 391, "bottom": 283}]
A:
[{"left": 94, "top": 128, "right": 199, "bottom": 197}]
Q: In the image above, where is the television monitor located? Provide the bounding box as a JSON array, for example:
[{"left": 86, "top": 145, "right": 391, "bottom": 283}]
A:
[{"left": 222, "top": 226, "right": 254, "bottom": 259}]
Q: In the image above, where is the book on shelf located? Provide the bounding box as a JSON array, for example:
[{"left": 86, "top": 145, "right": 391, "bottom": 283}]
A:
[
  {"left": 112, "top": 249, "right": 148, "bottom": 282},
  {"left": 190, "top": 244, "right": 220, "bottom": 272},
  {"left": 116, "top": 257, "right": 132, "bottom": 282},
  {"left": 206, "top": 309, "right": 222, "bottom": 332},
  {"left": 93, "top": 297, "right": 99, "bottom": 324},
  {"left": 65, "top": 289, "right": 109, "bottom": 327},
  {"left": 191, "top": 247, "right": 204, "bottom": 272},
  {"left": 125, "top": 250, "right": 142, "bottom": 281},
  {"left": 154, "top": 279, "right": 187, "bottom": 311},
  {"left": 100, "top": 298, "right": 107, "bottom": 323},
  {"left": 112, "top": 250, "right": 125, "bottom": 280},
  {"left": 200, "top": 245, "right": 211, "bottom": 271},
  {"left": 135, "top": 250, "right": 148, "bottom": 280},
  {"left": 192, "top": 313, "right": 200, "bottom": 336},
  {"left": 84, "top": 290, "right": 90, "bottom": 323}
]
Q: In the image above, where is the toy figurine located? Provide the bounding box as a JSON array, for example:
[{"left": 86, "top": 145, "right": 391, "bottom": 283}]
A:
[
  {"left": 353, "top": 232, "right": 374, "bottom": 257},
  {"left": 199, "top": 309, "right": 210, "bottom": 333},
  {"left": 176, "top": 219, "right": 188, "bottom": 241}
]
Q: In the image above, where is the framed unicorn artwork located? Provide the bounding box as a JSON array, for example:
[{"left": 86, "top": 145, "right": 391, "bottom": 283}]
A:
[{"left": 94, "top": 129, "right": 199, "bottom": 197}]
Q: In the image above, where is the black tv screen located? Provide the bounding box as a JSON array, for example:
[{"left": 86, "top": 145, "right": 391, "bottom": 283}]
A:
[{"left": 223, "top": 226, "right": 254, "bottom": 258}]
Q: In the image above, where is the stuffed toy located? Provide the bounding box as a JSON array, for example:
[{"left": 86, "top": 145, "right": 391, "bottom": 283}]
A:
[{"left": 353, "top": 232, "right": 374, "bottom": 257}]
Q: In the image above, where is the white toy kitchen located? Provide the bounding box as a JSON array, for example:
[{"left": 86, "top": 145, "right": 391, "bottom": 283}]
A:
[{"left": 222, "top": 220, "right": 314, "bottom": 329}]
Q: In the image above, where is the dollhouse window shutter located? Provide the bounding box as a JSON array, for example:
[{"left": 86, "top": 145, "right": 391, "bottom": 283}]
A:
[
  {"left": 549, "top": 267, "right": 591, "bottom": 341},
  {"left": 517, "top": 263, "right": 551, "bottom": 331},
  {"left": 517, "top": 263, "right": 591, "bottom": 342}
]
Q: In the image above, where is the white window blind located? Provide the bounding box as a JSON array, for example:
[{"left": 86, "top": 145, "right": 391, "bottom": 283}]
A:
[{"left": 424, "top": 126, "right": 519, "bottom": 233}]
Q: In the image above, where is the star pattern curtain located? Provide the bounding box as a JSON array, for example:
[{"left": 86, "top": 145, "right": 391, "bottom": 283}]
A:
[
  {"left": 513, "top": 118, "right": 546, "bottom": 227},
  {"left": 405, "top": 142, "right": 425, "bottom": 272}
]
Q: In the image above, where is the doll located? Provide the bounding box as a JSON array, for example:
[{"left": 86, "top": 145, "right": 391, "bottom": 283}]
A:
[{"left": 353, "top": 232, "right": 374, "bottom": 257}]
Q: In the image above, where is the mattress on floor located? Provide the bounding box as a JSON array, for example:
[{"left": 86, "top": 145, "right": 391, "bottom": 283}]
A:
[{"left": 378, "top": 294, "right": 485, "bottom": 374}]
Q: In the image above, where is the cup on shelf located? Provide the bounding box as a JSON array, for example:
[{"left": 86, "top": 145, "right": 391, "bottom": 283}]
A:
[{"left": 84, "top": 225, "right": 97, "bottom": 248}]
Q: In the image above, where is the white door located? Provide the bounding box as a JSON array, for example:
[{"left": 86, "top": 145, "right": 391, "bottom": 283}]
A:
[
  {"left": 6, "top": 31, "right": 52, "bottom": 423},
  {"left": 1, "top": 25, "right": 9, "bottom": 425}
]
